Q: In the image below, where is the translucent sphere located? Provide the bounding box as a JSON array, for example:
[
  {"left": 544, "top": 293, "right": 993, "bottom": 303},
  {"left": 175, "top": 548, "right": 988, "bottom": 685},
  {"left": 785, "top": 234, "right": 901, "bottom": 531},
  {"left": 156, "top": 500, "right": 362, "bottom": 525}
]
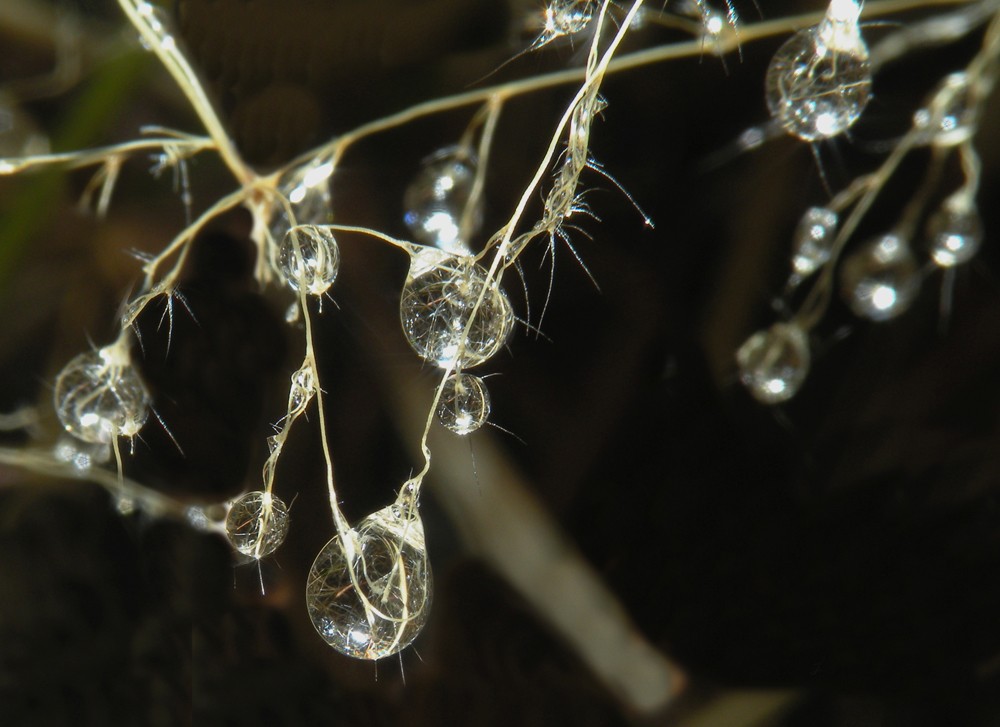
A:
[
  {"left": 225, "top": 491, "right": 290, "bottom": 559},
  {"left": 736, "top": 322, "right": 810, "bottom": 405},
  {"left": 400, "top": 254, "right": 514, "bottom": 368},
  {"left": 913, "top": 72, "right": 977, "bottom": 147},
  {"left": 841, "top": 234, "right": 921, "bottom": 321},
  {"left": 270, "top": 158, "right": 334, "bottom": 243},
  {"left": 765, "top": 25, "right": 872, "bottom": 141},
  {"left": 54, "top": 349, "right": 150, "bottom": 444},
  {"left": 278, "top": 225, "right": 341, "bottom": 296},
  {"left": 404, "top": 148, "right": 481, "bottom": 255},
  {"left": 927, "top": 203, "right": 983, "bottom": 268},
  {"left": 791, "top": 206, "right": 839, "bottom": 277},
  {"left": 306, "top": 505, "right": 432, "bottom": 660},
  {"left": 436, "top": 373, "right": 491, "bottom": 435}
]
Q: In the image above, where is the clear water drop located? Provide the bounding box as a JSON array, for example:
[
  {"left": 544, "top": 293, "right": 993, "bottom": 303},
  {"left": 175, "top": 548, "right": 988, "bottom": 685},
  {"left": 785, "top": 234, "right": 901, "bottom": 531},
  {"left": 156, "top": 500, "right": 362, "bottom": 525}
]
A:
[
  {"left": 404, "top": 147, "right": 481, "bottom": 255},
  {"left": 270, "top": 157, "right": 334, "bottom": 243},
  {"left": 400, "top": 253, "right": 514, "bottom": 368},
  {"left": 841, "top": 234, "right": 921, "bottom": 321},
  {"left": 287, "top": 366, "right": 316, "bottom": 416},
  {"left": 736, "top": 322, "right": 810, "bottom": 405},
  {"left": 791, "top": 206, "right": 839, "bottom": 277},
  {"left": 54, "top": 348, "right": 151, "bottom": 444},
  {"left": 436, "top": 373, "right": 491, "bottom": 435},
  {"left": 927, "top": 201, "right": 983, "bottom": 268},
  {"left": 913, "top": 72, "right": 977, "bottom": 147},
  {"left": 278, "top": 225, "right": 341, "bottom": 296},
  {"left": 305, "top": 505, "right": 432, "bottom": 660},
  {"left": 225, "top": 491, "right": 290, "bottom": 559},
  {"left": 765, "top": 16, "right": 871, "bottom": 142}
]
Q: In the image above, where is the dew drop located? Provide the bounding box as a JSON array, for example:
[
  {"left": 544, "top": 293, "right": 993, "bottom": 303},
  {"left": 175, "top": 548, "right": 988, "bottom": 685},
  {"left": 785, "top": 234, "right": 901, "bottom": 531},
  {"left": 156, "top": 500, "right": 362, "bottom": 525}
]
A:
[
  {"left": 225, "top": 491, "right": 290, "bottom": 559},
  {"left": 271, "top": 157, "right": 334, "bottom": 243},
  {"left": 400, "top": 253, "right": 514, "bottom": 369},
  {"left": 927, "top": 201, "right": 983, "bottom": 268},
  {"left": 544, "top": 0, "right": 594, "bottom": 36},
  {"left": 765, "top": 14, "right": 871, "bottom": 142},
  {"left": 287, "top": 366, "right": 316, "bottom": 417},
  {"left": 436, "top": 373, "right": 491, "bottom": 435},
  {"left": 840, "top": 233, "right": 921, "bottom": 321},
  {"left": 305, "top": 504, "right": 432, "bottom": 660},
  {"left": 913, "top": 72, "right": 977, "bottom": 147},
  {"left": 404, "top": 147, "right": 481, "bottom": 255},
  {"left": 791, "top": 206, "right": 839, "bottom": 277},
  {"left": 736, "top": 322, "right": 810, "bottom": 405},
  {"left": 54, "top": 348, "right": 151, "bottom": 445},
  {"left": 278, "top": 225, "right": 341, "bottom": 296}
]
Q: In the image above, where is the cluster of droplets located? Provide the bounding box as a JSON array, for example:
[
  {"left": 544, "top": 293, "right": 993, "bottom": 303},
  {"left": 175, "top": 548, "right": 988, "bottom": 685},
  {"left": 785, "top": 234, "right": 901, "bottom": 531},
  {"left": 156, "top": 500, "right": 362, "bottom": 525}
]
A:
[
  {"left": 403, "top": 147, "right": 482, "bottom": 256},
  {"left": 225, "top": 490, "right": 291, "bottom": 560},
  {"left": 305, "top": 503, "right": 432, "bottom": 660},
  {"left": 765, "top": 0, "right": 872, "bottom": 141},
  {"left": 53, "top": 344, "right": 151, "bottom": 447}
]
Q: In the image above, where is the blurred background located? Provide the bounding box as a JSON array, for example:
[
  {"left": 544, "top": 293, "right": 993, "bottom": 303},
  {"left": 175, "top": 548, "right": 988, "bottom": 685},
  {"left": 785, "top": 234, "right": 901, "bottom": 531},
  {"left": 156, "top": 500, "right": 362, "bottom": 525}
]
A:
[{"left": 2, "top": 0, "right": 1000, "bottom": 724}]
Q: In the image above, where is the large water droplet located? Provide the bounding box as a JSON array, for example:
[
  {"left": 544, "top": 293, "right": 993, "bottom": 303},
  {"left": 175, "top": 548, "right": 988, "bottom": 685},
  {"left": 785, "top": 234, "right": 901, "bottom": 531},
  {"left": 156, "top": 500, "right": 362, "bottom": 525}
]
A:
[
  {"left": 765, "top": 18, "right": 871, "bottom": 141},
  {"left": 403, "top": 147, "right": 481, "bottom": 255},
  {"left": 225, "top": 491, "right": 290, "bottom": 559},
  {"left": 926, "top": 201, "right": 982, "bottom": 268},
  {"left": 841, "top": 234, "right": 921, "bottom": 321},
  {"left": 400, "top": 253, "right": 514, "bottom": 368},
  {"left": 54, "top": 348, "right": 151, "bottom": 444},
  {"left": 305, "top": 505, "right": 432, "bottom": 660},
  {"left": 736, "top": 322, "right": 810, "bottom": 405},
  {"left": 436, "top": 373, "right": 491, "bottom": 435},
  {"left": 278, "top": 225, "right": 341, "bottom": 296}
]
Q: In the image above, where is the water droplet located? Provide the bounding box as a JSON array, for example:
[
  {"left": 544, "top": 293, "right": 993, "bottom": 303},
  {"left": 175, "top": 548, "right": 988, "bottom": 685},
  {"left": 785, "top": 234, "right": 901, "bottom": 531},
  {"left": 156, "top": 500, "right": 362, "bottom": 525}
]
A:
[
  {"left": 543, "top": 0, "right": 594, "bottom": 36},
  {"left": 927, "top": 201, "right": 983, "bottom": 267},
  {"left": 287, "top": 366, "right": 315, "bottom": 416},
  {"left": 736, "top": 322, "right": 810, "bottom": 405},
  {"left": 400, "top": 255, "right": 514, "bottom": 368},
  {"left": 271, "top": 158, "right": 334, "bottom": 243},
  {"left": 913, "top": 72, "right": 977, "bottom": 147},
  {"left": 278, "top": 225, "right": 341, "bottom": 296},
  {"left": 791, "top": 206, "right": 839, "bottom": 277},
  {"left": 841, "top": 234, "right": 921, "bottom": 321},
  {"left": 765, "top": 15, "right": 871, "bottom": 141},
  {"left": 225, "top": 491, "right": 290, "bottom": 559},
  {"left": 436, "top": 373, "right": 491, "bottom": 435},
  {"left": 404, "top": 147, "right": 481, "bottom": 255},
  {"left": 54, "top": 348, "right": 151, "bottom": 444},
  {"left": 53, "top": 435, "right": 111, "bottom": 471},
  {"left": 306, "top": 505, "right": 432, "bottom": 660}
]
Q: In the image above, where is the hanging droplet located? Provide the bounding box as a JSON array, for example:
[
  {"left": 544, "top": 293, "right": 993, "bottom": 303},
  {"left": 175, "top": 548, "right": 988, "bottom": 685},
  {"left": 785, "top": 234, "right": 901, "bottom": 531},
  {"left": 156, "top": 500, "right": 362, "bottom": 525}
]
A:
[
  {"left": 913, "top": 72, "right": 977, "bottom": 147},
  {"left": 225, "top": 491, "right": 290, "bottom": 559},
  {"left": 400, "top": 251, "right": 514, "bottom": 369},
  {"left": 765, "top": 2, "right": 871, "bottom": 142},
  {"left": 927, "top": 200, "right": 983, "bottom": 267},
  {"left": 436, "top": 373, "right": 491, "bottom": 435},
  {"left": 840, "top": 233, "right": 921, "bottom": 321},
  {"left": 271, "top": 157, "right": 334, "bottom": 243},
  {"left": 53, "top": 347, "right": 151, "bottom": 444},
  {"left": 286, "top": 366, "right": 316, "bottom": 417},
  {"left": 305, "top": 504, "right": 432, "bottom": 660},
  {"left": 278, "top": 225, "right": 341, "bottom": 296},
  {"left": 540, "top": 0, "right": 594, "bottom": 38},
  {"left": 736, "top": 322, "right": 810, "bottom": 405},
  {"left": 791, "top": 206, "right": 839, "bottom": 278},
  {"left": 404, "top": 147, "right": 481, "bottom": 255}
]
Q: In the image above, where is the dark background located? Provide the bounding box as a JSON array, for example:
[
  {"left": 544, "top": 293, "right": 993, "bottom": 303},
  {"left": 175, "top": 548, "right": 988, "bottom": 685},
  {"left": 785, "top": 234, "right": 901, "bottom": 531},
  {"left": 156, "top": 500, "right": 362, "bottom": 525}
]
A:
[{"left": 1, "top": 0, "right": 1000, "bottom": 724}]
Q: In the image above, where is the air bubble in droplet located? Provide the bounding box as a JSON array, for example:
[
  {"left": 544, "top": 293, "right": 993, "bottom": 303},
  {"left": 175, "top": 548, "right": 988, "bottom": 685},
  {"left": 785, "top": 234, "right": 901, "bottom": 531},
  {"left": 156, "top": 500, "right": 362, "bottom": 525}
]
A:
[
  {"left": 765, "top": 19, "right": 871, "bottom": 141},
  {"left": 840, "top": 234, "right": 921, "bottom": 321},
  {"left": 436, "top": 373, "right": 491, "bottom": 435},
  {"left": 225, "top": 491, "right": 290, "bottom": 559},
  {"left": 278, "top": 225, "right": 341, "bottom": 296},
  {"left": 400, "top": 254, "right": 514, "bottom": 368},
  {"left": 305, "top": 505, "right": 432, "bottom": 660},
  {"left": 791, "top": 206, "right": 839, "bottom": 277},
  {"left": 927, "top": 201, "right": 983, "bottom": 267},
  {"left": 404, "top": 148, "right": 481, "bottom": 255},
  {"left": 54, "top": 348, "right": 151, "bottom": 444},
  {"left": 736, "top": 322, "right": 810, "bottom": 405}
]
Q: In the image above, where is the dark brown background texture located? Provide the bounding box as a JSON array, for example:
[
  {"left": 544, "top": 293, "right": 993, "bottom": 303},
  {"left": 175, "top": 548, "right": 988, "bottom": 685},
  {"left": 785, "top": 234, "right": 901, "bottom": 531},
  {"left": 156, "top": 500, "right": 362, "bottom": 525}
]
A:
[{"left": 2, "top": 0, "right": 1000, "bottom": 724}]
